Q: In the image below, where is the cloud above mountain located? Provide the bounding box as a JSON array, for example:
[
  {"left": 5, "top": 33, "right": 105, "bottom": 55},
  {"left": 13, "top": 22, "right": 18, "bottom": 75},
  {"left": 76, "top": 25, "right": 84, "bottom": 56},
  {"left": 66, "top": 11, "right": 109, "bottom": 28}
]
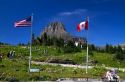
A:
[
  {"left": 59, "top": 9, "right": 88, "bottom": 16},
  {"left": 92, "top": 0, "right": 113, "bottom": 4}
]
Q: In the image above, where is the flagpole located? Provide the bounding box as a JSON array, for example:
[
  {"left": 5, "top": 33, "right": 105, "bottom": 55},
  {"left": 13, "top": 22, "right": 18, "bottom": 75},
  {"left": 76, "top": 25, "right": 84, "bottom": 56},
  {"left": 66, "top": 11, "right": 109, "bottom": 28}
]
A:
[
  {"left": 86, "top": 17, "right": 89, "bottom": 74},
  {"left": 86, "top": 30, "right": 88, "bottom": 74},
  {"left": 29, "top": 13, "right": 33, "bottom": 73}
]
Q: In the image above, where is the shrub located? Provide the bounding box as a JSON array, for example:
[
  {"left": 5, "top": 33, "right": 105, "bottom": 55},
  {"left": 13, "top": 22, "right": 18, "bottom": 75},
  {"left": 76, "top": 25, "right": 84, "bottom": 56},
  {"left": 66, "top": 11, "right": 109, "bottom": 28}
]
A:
[{"left": 115, "top": 52, "right": 125, "bottom": 61}]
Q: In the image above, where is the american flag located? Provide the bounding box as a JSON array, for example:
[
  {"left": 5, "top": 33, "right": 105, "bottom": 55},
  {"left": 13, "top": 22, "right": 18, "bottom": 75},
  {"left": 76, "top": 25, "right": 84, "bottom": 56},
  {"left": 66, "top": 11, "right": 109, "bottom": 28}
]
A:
[{"left": 14, "top": 16, "right": 32, "bottom": 27}]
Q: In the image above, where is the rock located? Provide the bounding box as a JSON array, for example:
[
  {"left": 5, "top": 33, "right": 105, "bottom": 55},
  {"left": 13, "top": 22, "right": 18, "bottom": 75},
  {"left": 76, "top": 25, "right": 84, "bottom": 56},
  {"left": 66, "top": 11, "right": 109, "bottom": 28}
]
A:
[{"left": 41, "top": 22, "right": 72, "bottom": 40}]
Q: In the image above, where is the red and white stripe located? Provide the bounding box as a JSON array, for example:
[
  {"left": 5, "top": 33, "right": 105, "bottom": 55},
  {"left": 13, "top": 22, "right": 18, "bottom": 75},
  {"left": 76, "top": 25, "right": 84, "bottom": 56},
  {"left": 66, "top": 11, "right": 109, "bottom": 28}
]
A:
[
  {"left": 14, "top": 19, "right": 31, "bottom": 27},
  {"left": 14, "top": 20, "right": 32, "bottom": 27}
]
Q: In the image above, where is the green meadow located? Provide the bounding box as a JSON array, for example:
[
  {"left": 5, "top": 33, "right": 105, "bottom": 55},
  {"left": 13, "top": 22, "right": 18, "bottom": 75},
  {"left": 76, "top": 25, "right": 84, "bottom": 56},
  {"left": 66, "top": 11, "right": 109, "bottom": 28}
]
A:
[{"left": 0, "top": 45, "right": 125, "bottom": 81}]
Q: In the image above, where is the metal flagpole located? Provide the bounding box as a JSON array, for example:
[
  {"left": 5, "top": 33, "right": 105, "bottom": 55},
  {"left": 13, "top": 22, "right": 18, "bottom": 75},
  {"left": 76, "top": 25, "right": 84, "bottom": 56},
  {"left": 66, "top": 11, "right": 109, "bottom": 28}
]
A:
[
  {"left": 86, "top": 30, "right": 88, "bottom": 74},
  {"left": 86, "top": 17, "right": 89, "bottom": 74},
  {"left": 29, "top": 13, "right": 33, "bottom": 73}
]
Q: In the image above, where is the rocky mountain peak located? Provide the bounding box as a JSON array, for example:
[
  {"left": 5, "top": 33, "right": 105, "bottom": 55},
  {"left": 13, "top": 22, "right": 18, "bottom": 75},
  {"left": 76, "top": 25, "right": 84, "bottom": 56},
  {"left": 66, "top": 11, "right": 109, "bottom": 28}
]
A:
[
  {"left": 41, "top": 22, "right": 71, "bottom": 40},
  {"left": 47, "top": 22, "right": 66, "bottom": 32}
]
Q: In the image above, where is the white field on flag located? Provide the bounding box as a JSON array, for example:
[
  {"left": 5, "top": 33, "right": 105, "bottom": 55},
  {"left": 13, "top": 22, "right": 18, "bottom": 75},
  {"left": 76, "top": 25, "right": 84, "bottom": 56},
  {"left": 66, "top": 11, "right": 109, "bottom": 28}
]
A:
[
  {"left": 79, "top": 21, "right": 86, "bottom": 30},
  {"left": 77, "top": 17, "right": 88, "bottom": 32}
]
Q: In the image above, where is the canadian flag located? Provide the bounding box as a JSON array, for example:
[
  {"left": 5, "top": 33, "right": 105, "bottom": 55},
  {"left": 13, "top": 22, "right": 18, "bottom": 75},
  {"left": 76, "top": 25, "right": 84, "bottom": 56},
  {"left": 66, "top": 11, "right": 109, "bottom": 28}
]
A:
[{"left": 77, "top": 19, "right": 88, "bottom": 32}]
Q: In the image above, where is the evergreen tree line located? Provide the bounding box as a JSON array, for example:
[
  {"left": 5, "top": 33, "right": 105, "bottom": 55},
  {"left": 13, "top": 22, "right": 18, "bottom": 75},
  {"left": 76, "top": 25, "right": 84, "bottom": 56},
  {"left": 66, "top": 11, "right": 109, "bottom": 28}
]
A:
[
  {"left": 32, "top": 33, "right": 82, "bottom": 53},
  {"left": 0, "top": 42, "right": 9, "bottom": 45},
  {"left": 31, "top": 33, "right": 125, "bottom": 61},
  {"left": 88, "top": 44, "right": 125, "bottom": 61}
]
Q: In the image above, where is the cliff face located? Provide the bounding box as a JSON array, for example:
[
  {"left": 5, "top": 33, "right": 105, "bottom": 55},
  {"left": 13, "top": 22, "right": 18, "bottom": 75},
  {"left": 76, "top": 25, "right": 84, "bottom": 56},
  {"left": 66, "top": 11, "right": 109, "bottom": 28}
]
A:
[
  {"left": 41, "top": 22, "right": 72, "bottom": 40},
  {"left": 41, "top": 22, "right": 86, "bottom": 44}
]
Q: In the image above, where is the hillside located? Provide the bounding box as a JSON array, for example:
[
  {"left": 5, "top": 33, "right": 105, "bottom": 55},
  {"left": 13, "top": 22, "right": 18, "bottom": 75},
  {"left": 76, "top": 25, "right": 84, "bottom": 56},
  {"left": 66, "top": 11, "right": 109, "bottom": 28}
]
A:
[
  {"left": 0, "top": 45, "right": 125, "bottom": 81},
  {"left": 0, "top": 45, "right": 125, "bottom": 67}
]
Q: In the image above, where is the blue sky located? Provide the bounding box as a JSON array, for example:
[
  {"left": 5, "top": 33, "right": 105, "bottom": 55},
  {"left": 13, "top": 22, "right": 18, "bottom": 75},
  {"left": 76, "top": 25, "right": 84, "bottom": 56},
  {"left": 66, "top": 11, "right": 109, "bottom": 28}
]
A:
[{"left": 0, "top": 0, "right": 125, "bottom": 46}]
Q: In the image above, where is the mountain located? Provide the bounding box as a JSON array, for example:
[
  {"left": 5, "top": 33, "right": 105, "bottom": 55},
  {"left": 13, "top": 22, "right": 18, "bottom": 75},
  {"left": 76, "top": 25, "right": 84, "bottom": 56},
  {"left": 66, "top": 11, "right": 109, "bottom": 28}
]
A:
[
  {"left": 41, "top": 22, "right": 72, "bottom": 40},
  {"left": 41, "top": 22, "right": 86, "bottom": 44}
]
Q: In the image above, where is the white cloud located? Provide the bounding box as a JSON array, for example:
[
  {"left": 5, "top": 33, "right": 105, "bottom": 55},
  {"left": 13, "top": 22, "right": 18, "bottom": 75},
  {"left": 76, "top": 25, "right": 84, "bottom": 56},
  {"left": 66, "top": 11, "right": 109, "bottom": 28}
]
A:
[
  {"left": 92, "top": 0, "right": 112, "bottom": 4},
  {"left": 59, "top": 9, "right": 87, "bottom": 16}
]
